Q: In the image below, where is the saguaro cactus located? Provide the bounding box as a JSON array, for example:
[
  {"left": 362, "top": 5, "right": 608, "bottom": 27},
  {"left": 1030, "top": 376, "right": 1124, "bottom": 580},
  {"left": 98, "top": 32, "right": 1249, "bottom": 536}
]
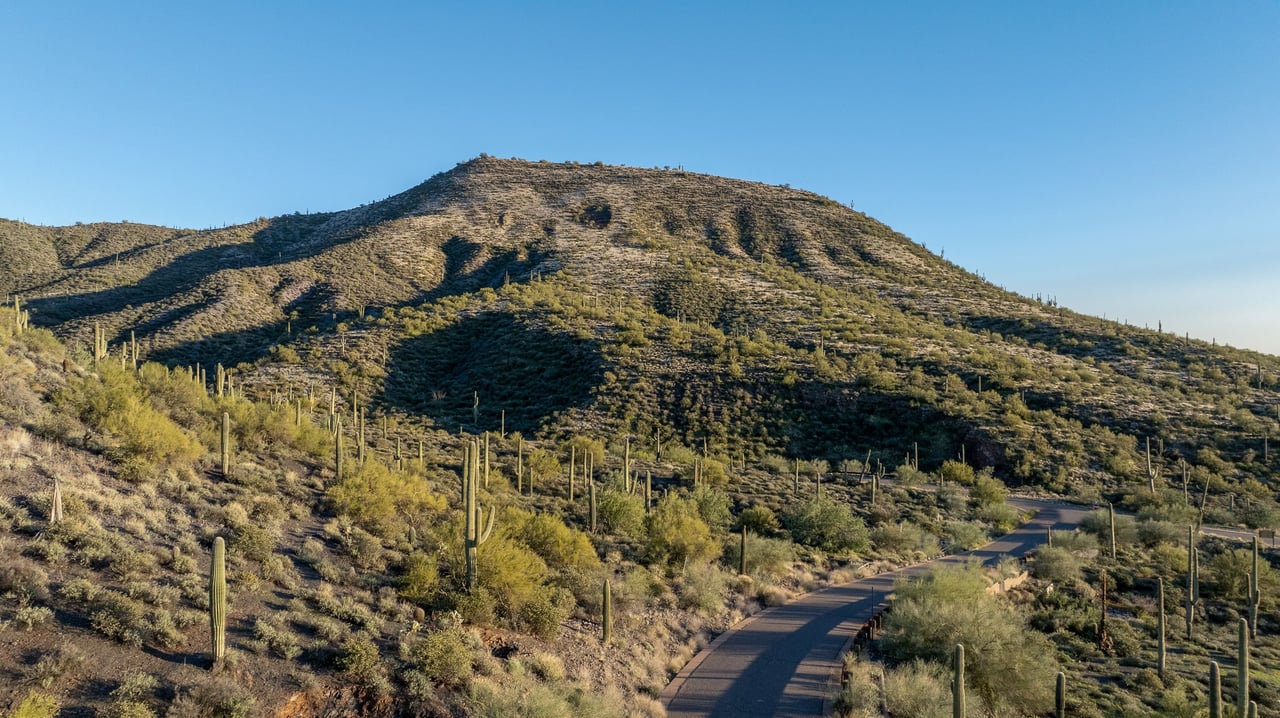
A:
[
  {"left": 463, "top": 439, "right": 495, "bottom": 591},
  {"left": 220, "top": 412, "right": 231, "bottom": 479},
  {"left": 1108, "top": 502, "right": 1117, "bottom": 559},
  {"left": 1186, "top": 525, "right": 1199, "bottom": 639},
  {"left": 1238, "top": 618, "right": 1250, "bottom": 713},
  {"left": 1249, "top": 536, "right": 1261, "bottom": 639},
  {"left": 589, "top": 477, "right": 597, "bottom": 533},
  {"left": 1209, "top": 661, "right": 1222, "bottom": 718},
  {"left": 50, "top": 478, "right": 64, "bottom": 524},
  {"left": 357, "top": 408, "right": 366, "bottom": 464},
  {"left": 1055, "top": 671, "right": 1066, "bottom": 718},
  {"left": 210, "top": 536, "right": 227, "bottom": 666},
  {"left": 602, "top": 579, "right": 612, "bottom": 643},
  {"left": 952, "top": 644, "right": 965, "bottom": 718},
  {"left": 739, "top": 526, "right": 748, "bottom": 576},
  {"left": 1157, "top": 578, "right": 1166, "bottom": 679},
  {"left": 334, "top": 416, "right": 344, "bottom": 481}
]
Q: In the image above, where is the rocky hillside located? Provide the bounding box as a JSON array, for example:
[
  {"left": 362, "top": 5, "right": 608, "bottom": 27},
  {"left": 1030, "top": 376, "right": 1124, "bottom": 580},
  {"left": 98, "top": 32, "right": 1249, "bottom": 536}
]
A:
[{"left": 3, "top": 156, "right": 1276, "bottom": 498}]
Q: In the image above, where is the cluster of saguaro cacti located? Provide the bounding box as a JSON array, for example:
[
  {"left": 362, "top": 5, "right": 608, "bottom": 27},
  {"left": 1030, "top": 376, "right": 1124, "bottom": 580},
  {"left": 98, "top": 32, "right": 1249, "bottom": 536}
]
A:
[
  {"left": 210, "top": 536, "right": 227, "bottom": 667},
  {"left": 11, "top": 296, "right": 30, "bottom": 333},
  {"left": 462, "top": 438, "right": 495, "bottom": 591},
  {"left": 92, "top": 321, "right": 108, "bottom": 363},
  {"left": 951, "top": 644, "right": 965, "bottom": 718}
]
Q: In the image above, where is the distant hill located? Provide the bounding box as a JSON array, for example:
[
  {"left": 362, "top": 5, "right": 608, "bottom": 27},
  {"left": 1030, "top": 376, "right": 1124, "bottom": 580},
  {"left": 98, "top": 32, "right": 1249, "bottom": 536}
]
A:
[{"left": 2, "top": 156, "right": 1278, "bottom": 496}]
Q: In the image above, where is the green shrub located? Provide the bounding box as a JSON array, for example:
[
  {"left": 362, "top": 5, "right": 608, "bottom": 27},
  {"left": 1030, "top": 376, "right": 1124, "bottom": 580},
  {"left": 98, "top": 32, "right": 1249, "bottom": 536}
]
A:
[
  {"left": 327, "top": 458, "right": 446, "bottom": 539},
  {"left": 783, "top": 496, "right": 869, "bottom": 553},
  {"left": 970, "top": 473, "right": 1008, "bottom": 506},
  {"left": 503, "top": 510, "right": 600, "bottom": 577},
  {"left": 1030, "top": 546, "right": 1083, "bottom": 583},
  {"left": 646, "top": 495, "right": 719, "bottom": 567},
  {"left": 937, "top": 459, "right": 975, "bottom": 485},
  {"left": 871, "top": 521, "right": 938, "bottom": 559},
  {"left": 410, "top": 627, "right": 473, "bottom": 686},
  {"left": 942, "top": 521, "right": 987, "bottom": 553},
  {"left": 399, "top": 552, "right": 440, "bottom": 604},
  {"left": 722, "top": 533, "right": 794, "bottom": 580},
  {"left": 58, "top": 362, "right": 203, "bottom": 477},
  {"left": 882, "top": 660, "right": 951, "bottom": 718},
  {"left": 519, "top": 585, "right": 574, "bottom": 639},
  {"left": 690, "top": 485, "right": 732, "bottom": 533},
  {"left": 596, "top": 485, "right": 645, "bottom": 537},
  {"left": 9, "top": 692, "right": 59, "bottom": 718},
  {"left": 677, "top": 561, "right": 727, "bottom": 615},
  {"left": 166, "top": 676, "right": 255, "bottom": 718},
  {"left": 338, "top": 635, "right": 389, "bottom": 692},
  {"left": 736, "top": 505, "right": 781, "bottom": 535},
  {"left": 881, "top": 564, "right": 1056, "bottom": 715}
]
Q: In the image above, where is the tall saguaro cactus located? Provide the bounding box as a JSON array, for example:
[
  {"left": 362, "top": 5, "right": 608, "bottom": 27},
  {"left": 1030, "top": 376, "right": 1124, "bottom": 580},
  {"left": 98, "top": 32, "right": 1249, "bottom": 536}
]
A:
[
  {"left": 952, "top": 644, "right": 965, "bottom": 718},
  {"left": 602, "top": 579, "right": 612, "bottom": 643},
  {"left": 1249, "top": 536, "right": 1261, "bottom": 639},
  {"left": 1157, "top": 578, "right": 1167, "bottom": 679},
  {"left": 1186, "top": 525, "right": 1199, "bottom": 639},
  {"left": 334, "top": 416, "right": 344, "bottom": 481},
  {"left": 589, "top": 477, "right": 598, "bottom": 533},
  {"left": 1108, "top": 502, "right": 1117, "bottom": 559},
  {"left": 1209, "top": 661, "right": 1222, "bottom": 718},
  {"left": 463, "top": 439, "right": 495, "bottom": 591},
  {"left": 1238, "top": 618, "right": 1250, "bottom": 713},
  {"left": 1055, "top": 671, "right": 1066, "bottom": 718},
  {"left": 210, "top": 536, "right": 227, "bottom": 667},
  {"left": 220, "top": 412, "right": 231, "bottom": 479}
]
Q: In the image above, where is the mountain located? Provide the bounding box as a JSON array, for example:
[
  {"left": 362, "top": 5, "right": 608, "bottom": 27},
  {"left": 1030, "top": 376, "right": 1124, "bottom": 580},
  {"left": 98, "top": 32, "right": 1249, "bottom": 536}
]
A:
[
  {"left": 3, "top": 156, "right": 1276, "bottom": 496},
  {"left": 2, "top": 157, "right": 1279, "bottom": 717}
]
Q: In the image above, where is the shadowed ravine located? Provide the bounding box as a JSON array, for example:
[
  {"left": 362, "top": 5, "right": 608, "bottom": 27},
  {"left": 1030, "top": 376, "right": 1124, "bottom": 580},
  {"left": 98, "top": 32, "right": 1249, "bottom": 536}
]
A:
[{"left": 660, "top": 498, "right": 1088, "bottom": 718}]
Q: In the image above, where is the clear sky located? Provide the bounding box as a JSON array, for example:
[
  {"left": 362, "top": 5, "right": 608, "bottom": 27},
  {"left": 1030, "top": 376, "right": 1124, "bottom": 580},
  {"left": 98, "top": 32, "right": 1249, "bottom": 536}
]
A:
[{"left": 2, "top": 2, "right": 1277, "bottom": 354}]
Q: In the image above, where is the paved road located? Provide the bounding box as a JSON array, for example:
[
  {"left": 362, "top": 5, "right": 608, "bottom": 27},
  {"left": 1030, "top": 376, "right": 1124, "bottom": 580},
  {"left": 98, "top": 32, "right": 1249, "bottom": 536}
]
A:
[{"left": 660, "top": 498, "right": 1088, "bottom": 718}]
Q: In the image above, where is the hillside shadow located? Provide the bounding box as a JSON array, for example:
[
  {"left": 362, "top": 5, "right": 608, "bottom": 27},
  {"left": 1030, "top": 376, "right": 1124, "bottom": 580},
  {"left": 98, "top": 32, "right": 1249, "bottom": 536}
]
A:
[
  {"left": 144, "top": 320, "right": 292, "bottom": 369},
  {"left": 383, "top": 311, "right": 605, "bottom": 434},
  {"left": 779, "top": 380, "right": 971, "bottom": 468}
]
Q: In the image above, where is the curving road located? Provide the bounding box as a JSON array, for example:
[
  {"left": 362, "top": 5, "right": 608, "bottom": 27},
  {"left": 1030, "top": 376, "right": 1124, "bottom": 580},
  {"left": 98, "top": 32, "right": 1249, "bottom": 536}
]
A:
[{"left": 660, "top": 498, "right": 1088, "bottom": 718}]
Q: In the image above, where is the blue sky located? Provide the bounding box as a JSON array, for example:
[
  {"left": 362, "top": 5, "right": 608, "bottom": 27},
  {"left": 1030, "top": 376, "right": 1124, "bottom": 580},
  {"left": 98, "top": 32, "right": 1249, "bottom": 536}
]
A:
[{"left": 2, "top": 2, "right": 1277, "bottom": 354}]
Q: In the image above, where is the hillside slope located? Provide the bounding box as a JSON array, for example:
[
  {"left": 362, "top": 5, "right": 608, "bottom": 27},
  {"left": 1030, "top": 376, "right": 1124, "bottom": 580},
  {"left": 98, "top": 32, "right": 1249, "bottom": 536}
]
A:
[{"left": 2, "top": 156, "right": 1278, "bottom": 498}]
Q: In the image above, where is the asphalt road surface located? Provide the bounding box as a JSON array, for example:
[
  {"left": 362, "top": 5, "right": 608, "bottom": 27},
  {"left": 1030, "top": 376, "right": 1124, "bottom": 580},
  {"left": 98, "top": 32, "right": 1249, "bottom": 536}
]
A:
[{"left": 660, "top": 498, "right": 1088, "bottom": 718}]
